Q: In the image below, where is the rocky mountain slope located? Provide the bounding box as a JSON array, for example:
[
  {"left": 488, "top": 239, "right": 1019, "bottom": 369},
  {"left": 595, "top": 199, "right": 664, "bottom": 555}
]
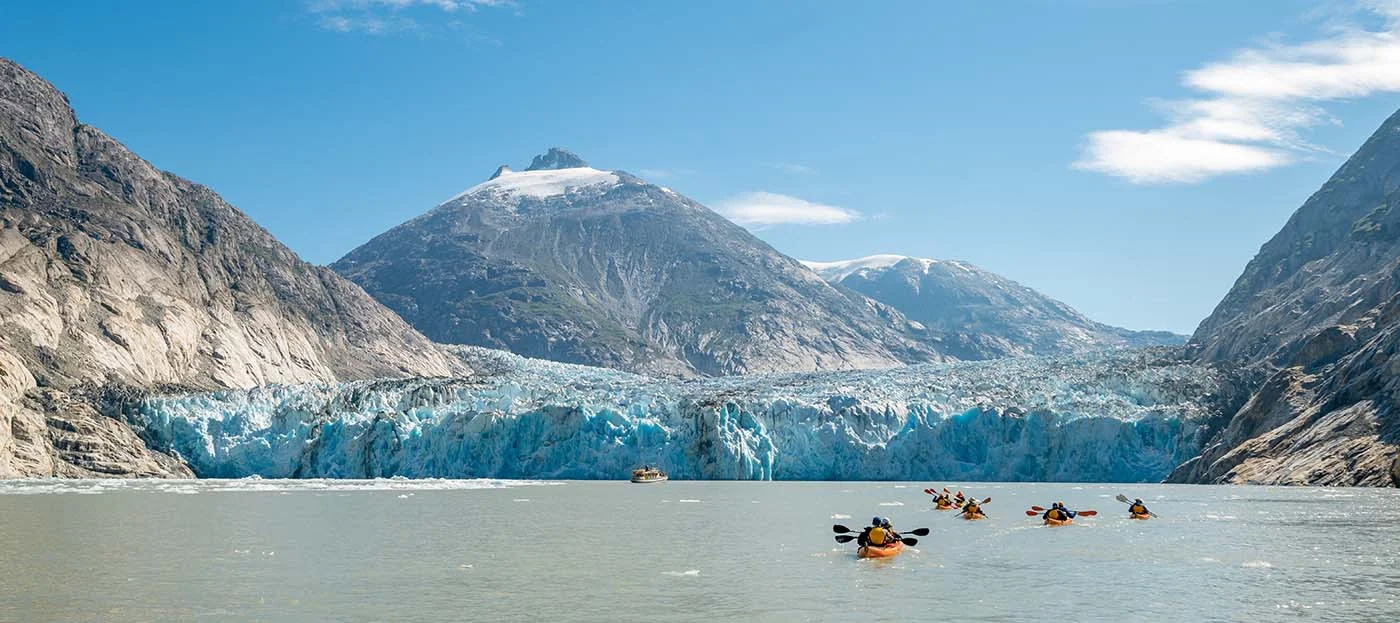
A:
[
  {"left": 1170, "top": 109, "right": 1400, "bottom": 486},
  {"left": 803, "top": 255, "right": 1184, "bottom": 359},
  {"left": 332, "top": 149, "right": 942, "bottom": 377},
  {"left": 0, "top": 58, "right": 466, "bottom": 478}
]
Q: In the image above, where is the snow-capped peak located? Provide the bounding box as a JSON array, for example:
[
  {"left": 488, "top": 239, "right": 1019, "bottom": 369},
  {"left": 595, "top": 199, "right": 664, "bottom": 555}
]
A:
[{"left": 802, "top": 255, "right": 939, "bottom": 282}]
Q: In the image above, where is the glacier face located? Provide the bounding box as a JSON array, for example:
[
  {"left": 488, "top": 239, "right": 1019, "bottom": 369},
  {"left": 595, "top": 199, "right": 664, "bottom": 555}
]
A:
[{"left": 124, "top": 347, "right": 1222, "bottom": 482}]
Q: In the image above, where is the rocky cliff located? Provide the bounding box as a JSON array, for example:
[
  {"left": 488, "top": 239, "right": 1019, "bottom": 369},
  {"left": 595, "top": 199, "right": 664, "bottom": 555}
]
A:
[
  {"left": 333, "top": 149, "right": 943, "bottom": 377},
  {"left": 1171, "top": 109, "right": 1400, "bottom": 486},
  {"left": 0, "top": 58, "right": 466, "bottom": 477},
  {"left": 803, "top": 255, "right": 1184, "bottom": 359}
]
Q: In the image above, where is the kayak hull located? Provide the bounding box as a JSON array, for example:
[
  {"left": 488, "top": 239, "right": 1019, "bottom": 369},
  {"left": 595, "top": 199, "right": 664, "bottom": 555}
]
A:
[
  {"left": 935, "top": 505, "right": 956, "bottom": 511},
  {"left": 857, "top": 542, "right": 904, "bottom": 559},
  {"left": 1129, "top": 513, "right": 1150, "bottom": 520},
  {"left": 1044, "top": 518, "right": 1073, "bottom": 527}
]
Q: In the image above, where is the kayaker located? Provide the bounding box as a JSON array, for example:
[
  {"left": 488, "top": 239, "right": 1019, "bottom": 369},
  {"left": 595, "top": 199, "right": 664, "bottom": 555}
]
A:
[
  {"left": 858, "top": 517, "right": 898, "bottom": 547},
  {"left": 880, "top": 517, "right": 903, "bottom": 542},
  {"left": 933, "top": 493, "right": 953, "bottom": 508},
  {"left": 1042, "top": 502, "right": 1076, "bottom": 522},
  {"left": 1128, "top": 499, "right": 1150, "bottom": 516},
  {"left": 961, "top": 499, "right": 986, "bottom": 519}
]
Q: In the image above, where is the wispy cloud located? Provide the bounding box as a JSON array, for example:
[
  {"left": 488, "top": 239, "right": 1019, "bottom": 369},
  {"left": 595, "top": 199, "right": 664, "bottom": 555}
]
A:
[
  {"left": 714, "top": 192, "right": 860, "bottom": 227},
  {"left": 762, "top": 162, "right": 815, "bottom": 175},
  {"left": 1076, "top": 1, "right": 1400, "bottom": 183},
  {"left": 307, "top": 0, "right": 515, "bottom": 35}
]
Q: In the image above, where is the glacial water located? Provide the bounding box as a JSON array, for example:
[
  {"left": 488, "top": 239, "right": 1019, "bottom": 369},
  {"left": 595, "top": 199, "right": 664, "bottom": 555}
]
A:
[{"left": 1, "top": 480, "right": 1397, "bottom": 622}]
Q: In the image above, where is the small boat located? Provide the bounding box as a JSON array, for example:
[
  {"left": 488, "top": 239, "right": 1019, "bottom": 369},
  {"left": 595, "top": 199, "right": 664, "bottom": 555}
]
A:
[
  {"left": 857, "top": 542, "right": 904, "bottom": 559},
  {"left": 1129, "top": 512, "right": 1151, "bottom": 520},
  {"left": 963, "top": 513, "right": 986, "bottom": 521},
  {"left": 1044, "top": 517, "right": 1072, "bottom": 527},
  {"left": 935, "top": 503, "right": 956, "bottom": 511},
  {"left": 630, "top": 467, "right": 668, "bottom": 483}
]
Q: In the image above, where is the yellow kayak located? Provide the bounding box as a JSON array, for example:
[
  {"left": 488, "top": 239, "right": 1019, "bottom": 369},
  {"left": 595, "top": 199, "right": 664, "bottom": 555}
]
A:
[
  {"left": 1044, "top": 517, "right": 1072, "bottom": 527},
  {"left": 963, "top": 513, "right": 986, "bottom": 521},
  {"left": 935, "top": 503, "right": 956, "bottom": 511},
  {"left": 1130, "top": 512, "right": 1151, "bottom": 520}
]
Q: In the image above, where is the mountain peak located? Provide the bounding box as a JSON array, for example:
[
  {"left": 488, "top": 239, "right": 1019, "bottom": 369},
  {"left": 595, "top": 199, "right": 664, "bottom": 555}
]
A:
[
  {"left": 489, "top": 164, "right": 513, "bottom": 180},
  {"left": 526, "top": 148, "right": 588, "bottom": 171}
]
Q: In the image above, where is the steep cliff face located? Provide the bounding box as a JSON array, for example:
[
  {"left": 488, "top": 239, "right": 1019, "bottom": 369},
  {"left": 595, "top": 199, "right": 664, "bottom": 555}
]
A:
[
  {"left": 804, "top": 255, "right": 1184, "bottom": 359},
  {"left": 333, "top": 149, "right": 942, "bottom": 377},
  {"left": 1174, "top": 109, "right": 1400, "bottom": 486},
  {"left": 0, "top": 58, "right": 466, "bottom": 477}
]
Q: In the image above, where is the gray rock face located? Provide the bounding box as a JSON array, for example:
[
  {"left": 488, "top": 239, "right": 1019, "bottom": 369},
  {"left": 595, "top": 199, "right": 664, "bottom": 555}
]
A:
[
  {"left": 803, "top": 255, "right": 1185, "bottom": 359},
  {"left": 0, "top": 57, "right": 467, "bottom": 478},
  {"left": 333, "top": 155, "right": 943, "bottom": 376},
  {"left": 1175, "top": 108, "right": 1400, "bottom": 486}
]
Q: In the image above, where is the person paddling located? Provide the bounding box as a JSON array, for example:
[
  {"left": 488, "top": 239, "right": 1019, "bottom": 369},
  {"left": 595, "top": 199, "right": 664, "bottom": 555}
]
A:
[
  {"left": 1128, "top": 498, "right": 1151, "bottom": 517},
  {"left": 933, "top": 493, "right": 955, "bottom": 509},
  {"left": 960, "top": 499, "right": 986, "bottom": 519},
  {"left": 858, "top": 516, "right": 899, "bottom": 548},
  {"left": 1042, "top": 502, "right": 1076, "bottom": 522}
]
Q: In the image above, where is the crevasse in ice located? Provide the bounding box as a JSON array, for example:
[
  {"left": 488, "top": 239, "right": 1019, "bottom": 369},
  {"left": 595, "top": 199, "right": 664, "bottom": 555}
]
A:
[{"left": 128, "top": 347, "right": 1221, "bottom": 481}]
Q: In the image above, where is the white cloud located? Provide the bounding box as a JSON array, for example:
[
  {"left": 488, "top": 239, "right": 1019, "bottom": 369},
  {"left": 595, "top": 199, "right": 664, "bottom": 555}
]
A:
[
  {"left": 1077, "top": 1, "right": 1400, "bottom": 183},
  {"left": 714, "top": 192, "right": 860, "bottom": 227},
  {"left": 307, "top": 0, "right": 514, "bottom": 35}
]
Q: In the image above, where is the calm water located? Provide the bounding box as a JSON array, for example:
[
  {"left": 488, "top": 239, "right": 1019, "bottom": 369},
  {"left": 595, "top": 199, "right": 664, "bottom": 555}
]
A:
[{"left": 1, "top": 480, "right": 1398, "bottom": 622}]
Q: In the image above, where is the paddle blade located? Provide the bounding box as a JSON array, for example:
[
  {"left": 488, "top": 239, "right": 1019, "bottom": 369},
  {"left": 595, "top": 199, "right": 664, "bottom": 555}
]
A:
[
  {"left": 1025, "top": 510, "right": 1039, "bottom": 516},
  {"left": 1078, "top": 510, "right": 1098, "bottom": 517},
  {"left": 833, "top": 524, "right": 853, "bottom": 534},
  {"left": 923, "top": 489, "right": 935, "bottom": 495},
  {"left": 981, "top": 497, "right": 992, "bottom": 504},
  {"left": 835, "top": 534, "right": 858, "bottom": 543},
  {"left": 901, "top": 537, "right": 919, "bottom": 546},
  {"left": 907, "top": 528, "right": 930, "bottom": 536},
  {"left": 1030, "top": 506, "right": 1046, "bottom": 512},
  {"left": 1116, "top": 494, "right": 1131, "bottom": 504}
]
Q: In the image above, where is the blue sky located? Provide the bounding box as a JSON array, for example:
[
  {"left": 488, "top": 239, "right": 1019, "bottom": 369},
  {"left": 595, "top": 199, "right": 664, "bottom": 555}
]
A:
[{"left": 4, "top": 0, "right": 1400, "bottom": 334}]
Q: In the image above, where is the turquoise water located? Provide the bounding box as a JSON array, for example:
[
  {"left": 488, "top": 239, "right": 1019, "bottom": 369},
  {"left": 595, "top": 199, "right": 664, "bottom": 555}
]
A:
[{"left": 1, "top": 480, "right": 1397, "bottom": 622}]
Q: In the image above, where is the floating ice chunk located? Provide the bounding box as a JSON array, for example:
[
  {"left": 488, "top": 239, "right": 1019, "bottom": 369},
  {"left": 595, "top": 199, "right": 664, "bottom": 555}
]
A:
[{"left": 663, "top": 570, "right": 700, "bottom": 577}]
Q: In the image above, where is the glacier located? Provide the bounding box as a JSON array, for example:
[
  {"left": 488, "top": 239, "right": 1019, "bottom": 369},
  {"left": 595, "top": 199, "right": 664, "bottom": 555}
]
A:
[{"left": 121, "top": 347, "right": 1223, "bottom": 482}]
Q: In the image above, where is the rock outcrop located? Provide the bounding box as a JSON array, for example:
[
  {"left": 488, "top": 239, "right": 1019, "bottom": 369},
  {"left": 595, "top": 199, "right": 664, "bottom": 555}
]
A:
[
  {"left": 1172, "top": 109, "right": 1400, "bottom": 486},
  {"left": 0, "top": 57, "right": 466, "bottom": 477}
]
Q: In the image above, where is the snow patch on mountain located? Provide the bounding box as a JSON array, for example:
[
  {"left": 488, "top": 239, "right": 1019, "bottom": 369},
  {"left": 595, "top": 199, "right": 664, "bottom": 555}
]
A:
[
  {"left": 803, "top": 255, "right": 952, "bottom": 282},
  {"left": 451, "top": 167, "right": 620, "bottom": 201}
]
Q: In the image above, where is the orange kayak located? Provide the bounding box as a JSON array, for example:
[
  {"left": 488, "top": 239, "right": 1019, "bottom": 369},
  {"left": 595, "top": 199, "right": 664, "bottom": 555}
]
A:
[
  {"left": 1044, "top": 517, "right": 1072, "bottom": 527},
  {"left": 1130, "top": 513, "right": 1151, "bottom": 520},
  {"left": 857, "top": 542, "right": 904, "bottom": 559},
  {"left": 964, "top": 513, "right": 986, "bottom": 521},
  {"left": 935, "top": 504, "right": 956, "bottom": 511}
]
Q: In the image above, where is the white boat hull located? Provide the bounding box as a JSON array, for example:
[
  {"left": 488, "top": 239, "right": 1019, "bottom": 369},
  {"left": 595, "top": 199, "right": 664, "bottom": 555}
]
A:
[{"left": 630, "top": 475, "right": 668, "bottom": 483}]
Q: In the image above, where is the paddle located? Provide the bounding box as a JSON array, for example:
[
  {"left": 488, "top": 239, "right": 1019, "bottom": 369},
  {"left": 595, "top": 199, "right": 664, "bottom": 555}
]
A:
[
  {"left": 1025, "top": 506, "right": 1095, "bottom": 517},
  {"left": 1116, "top": 494, "right": 1159, "bottom": 518},
  {"left": 834, "top": 533, "right": 921, "bottom": 546},
  {"left": 833, "top": 525, "right": 929, "bottom": 537}
]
